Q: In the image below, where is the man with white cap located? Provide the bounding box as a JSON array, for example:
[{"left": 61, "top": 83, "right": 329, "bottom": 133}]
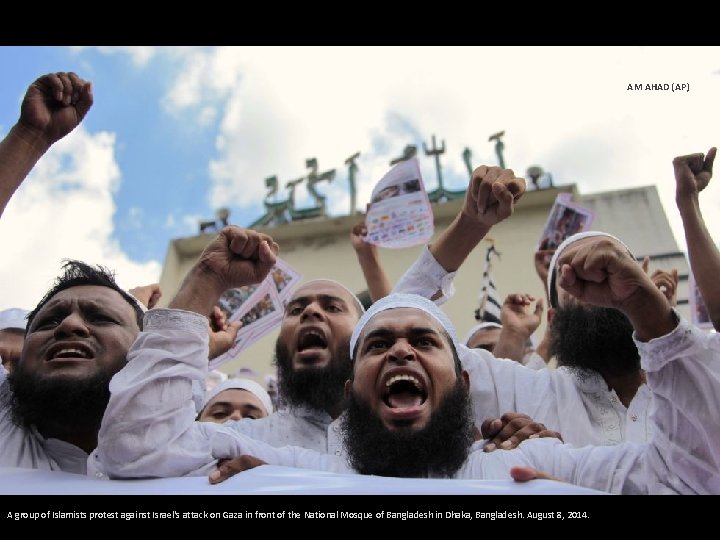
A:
[
  {"left": 101, "top": 245, "right": 720, "bottom": 493},
  {"left": 0, "top": 308, "right": 29, "bottom": 373},
  {"left": 197, "top": 378, "right": 274, "bottom": 423}
]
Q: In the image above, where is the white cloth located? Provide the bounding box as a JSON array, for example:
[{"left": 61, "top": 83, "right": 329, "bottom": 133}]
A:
[
  {"left": 463, "top": 322, "right": 503, "bottom": 346},
  {"left": 0, "top": 308, "right": 29, "bottom": 331},
  {"left": 520, "top": 351, "right": 548, "bottom": 371},
  {"left": 0, "top": 366, "right": 89, "bottom": 474},
  {"left": 223, "top": 407, "right": 344, "bottom": 455},
  {"left": 350, "top": 293, "right": 459, "bottom": 356},
  {"left": 97, "top": 311, "right": 720, "bottom": 493},
  {"left": 392, "top": 246, "right": 456, "bottom": 305},
  {"left": 200, "top": 378, "right": 274, "bottom": 415}
]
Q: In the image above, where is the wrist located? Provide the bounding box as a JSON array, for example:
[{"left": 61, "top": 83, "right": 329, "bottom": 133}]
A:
[
  {"left": 169, "top": 265, "right": 226, "bottom": 314},
  {"left": 499, "top": 324, "right": 532, "bottom": 341},
  {"left": 355, "top": 246, "right": 379, "bottom": 262},
  {"left": 676, "top": 194, "right": 700, "bottom": 216},
  {"left": 455, "top": 211, "right": 492, "bottom": 240},
  {"left": 622, "top": 287, "right": 678, "bottom": 342},
  {"left": 10, "top": 122, "right": 52, "bottom": 155}
]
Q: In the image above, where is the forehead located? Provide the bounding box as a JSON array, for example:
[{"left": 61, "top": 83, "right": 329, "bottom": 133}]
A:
[
  {"left": 290, "top": 282, "right": 357, "bottom": 306},
  {"left": 208, "top": 389, "right": 265, "bottom": 408},
  {"left": 359, "top": 308, "right": 445, "bottom": 340},
  {"left": 38, "top": 285, "right": 134, "bottom": 317}
]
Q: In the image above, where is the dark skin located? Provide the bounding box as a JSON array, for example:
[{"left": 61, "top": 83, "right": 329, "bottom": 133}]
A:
[{"left": 0, "top": 72, "right": 93, "bottom": 217}]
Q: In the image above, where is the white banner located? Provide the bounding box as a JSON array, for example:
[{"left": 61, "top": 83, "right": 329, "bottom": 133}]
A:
[{"left": 0, "top": 466, "right": 606, "bottom": 495}]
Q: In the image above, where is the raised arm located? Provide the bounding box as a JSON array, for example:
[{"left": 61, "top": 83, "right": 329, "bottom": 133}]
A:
[
  {"left": 97, "top": 227, "right": 280, "bottom": 478},
  {"left": 430, "top": 165, "right": 526, "bottom": 273},
  {"left": 350, "top": 219, "right": 392, "bottom": 302},
  {"left": 393, "top": 166, "right": 526, "bottom": 301},
  {"left": 673, "top": 147, "right": 720, "bottom": 330},
  {"left": 535, "top": 235, "right": 720, "bottom": 493},
  {"left": 0, "top": 72, "right": 92, "bottom": 217},
  {"left": 492, "top": 293, "right": 543, "bottom": 363}
]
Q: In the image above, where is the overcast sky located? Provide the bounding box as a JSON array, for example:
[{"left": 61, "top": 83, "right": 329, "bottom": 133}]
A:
[{"left": 1, "top": 46, "right": 718, "bottom": 310}]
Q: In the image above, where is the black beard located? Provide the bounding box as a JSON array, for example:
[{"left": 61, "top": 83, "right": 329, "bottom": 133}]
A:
[
  {"left": 341, "top": 379, "right": 474, "bottom": 478},
  {"left": 274, "top": 339, "right": 352, "bottom": 414},
  {"left": 7, "top": 362, "right": 113, "bottom": 437},
  {"left": 550, "top": 305, "right": 640, "bottom": 376}
]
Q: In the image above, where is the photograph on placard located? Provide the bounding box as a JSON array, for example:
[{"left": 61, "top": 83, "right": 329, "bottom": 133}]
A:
[{"left": 538, "top": 194, "right": 595, "bottom": 251}]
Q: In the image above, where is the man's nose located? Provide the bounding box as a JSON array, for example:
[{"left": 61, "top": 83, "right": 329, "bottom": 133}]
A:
[
  {"left": 388, "top": 339, "right": 415, "bottom": 363},
  {"left": 53, "top": 312, "right": 90, "bottom": 338}
]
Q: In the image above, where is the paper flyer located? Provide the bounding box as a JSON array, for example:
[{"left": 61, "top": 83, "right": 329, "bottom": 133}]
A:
[
  {"left": 365, "top": 157, "right": 434, "bottom": 249},
  {"left": 209, "top": 258, "right": 301, "bottom": 369},
  {"left": 538, "top": 193, "right": 595, "bottom": 251}
]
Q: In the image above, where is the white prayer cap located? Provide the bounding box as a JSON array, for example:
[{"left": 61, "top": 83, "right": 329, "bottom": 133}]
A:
[
  {"left": 350, "top": 293, "right": 458, "bottom": 358},
  {"left": 295, "top": 279, "right": 366, "bottom": 315},
  {"left": 200, "top": 378, "right": 274, "bottom": 416},
  {"left": 547, "top": 231, "right": 634, "bottom": 308},
  {"left": 0, "top": 308, "right": 29, "bottom": 331},
  {"left": 463, "top": 322, "right": 503, "bottom": 346}
]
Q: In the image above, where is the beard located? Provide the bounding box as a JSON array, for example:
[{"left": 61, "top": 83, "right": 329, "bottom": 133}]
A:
[
  {"left": 341, "top": 379, "right": 474, "bottom": 478},
  {"left": 274, "top": 339, "right": 352, "bottom": 413},
  {"left": 550, "top": 305, "right": 640, "bottom": 376},
  {"left": 7, "top": 362, "right": 113, "bottom": 436}
]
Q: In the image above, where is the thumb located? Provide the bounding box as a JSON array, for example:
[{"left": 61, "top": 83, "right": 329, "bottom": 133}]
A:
[
  {"left": 226, "top": 320, "right": 243, "bottom": 341},
  {"left": 704, "top": 147, "right": 717, "bottom": 174},
  {"left": 257, "top": 240, "right": 278, "bottom": 272},
  {"left": 534, "top": 297, "right": 545, "bottom": 317},
  {"left": 75, "top": 82, "right": 94, "bottom": 121}
]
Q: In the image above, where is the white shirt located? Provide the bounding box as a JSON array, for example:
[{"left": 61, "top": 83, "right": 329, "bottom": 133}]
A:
[
  {"left": 225, "top": 406, "right": 344, "bottom": 455},
  {"left": 392, "top": 248, "right": 652, "bottom": 446},
  {"left": 98, "top": 308, "right": 720, "bottom": 493},
  {"left": 0, "top": 366, "right": 89, "bottom": 474}
]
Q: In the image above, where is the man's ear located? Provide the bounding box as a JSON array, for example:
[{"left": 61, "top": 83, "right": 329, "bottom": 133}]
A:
[
  {"left": 344, "top": 379, "right": 352, "bottom": 399},
  {"left": 547, "top": 307, "right": 556, "bottom": 324},
  {"left": 462, "top": 370, "right": 470, "bottom": 392}
]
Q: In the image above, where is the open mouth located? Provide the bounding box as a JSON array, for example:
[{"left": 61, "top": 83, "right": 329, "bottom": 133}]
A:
[
  {"left": 297, "top": 329, "right": 328, "bottom": 353},
  {"left": 383, "top": 374, "right": 427, "bottom": 409},
  {"left": 47, "top": 344, "right": 94, "bottom": 362}
]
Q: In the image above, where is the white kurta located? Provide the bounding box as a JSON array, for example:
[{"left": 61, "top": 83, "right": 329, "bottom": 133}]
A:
[
  {"left": 0, "top": 366, "right": 89, "bottom": 474},
  {"left": 97, "top": 308, "right": 720, "bottom": 493}
]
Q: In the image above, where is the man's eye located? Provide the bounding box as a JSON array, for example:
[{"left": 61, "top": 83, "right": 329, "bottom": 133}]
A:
[
  {"left": 366, "top": 341, "right": 388, "bottom": 351},
  {"left": 415, "top": 338, "right": 434, "bottom": 347},
  {"left": 326, "top": 304, "right": 342, "bottom": 313},
  {"left": 33, "top": 318, "right": 60, "bottom": 330},
  {"left": 92, "top": 314, "right": 117, "bottom": 324},
  {"left": 287, "top": 306, "right": 303, "bottom": 316}
]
